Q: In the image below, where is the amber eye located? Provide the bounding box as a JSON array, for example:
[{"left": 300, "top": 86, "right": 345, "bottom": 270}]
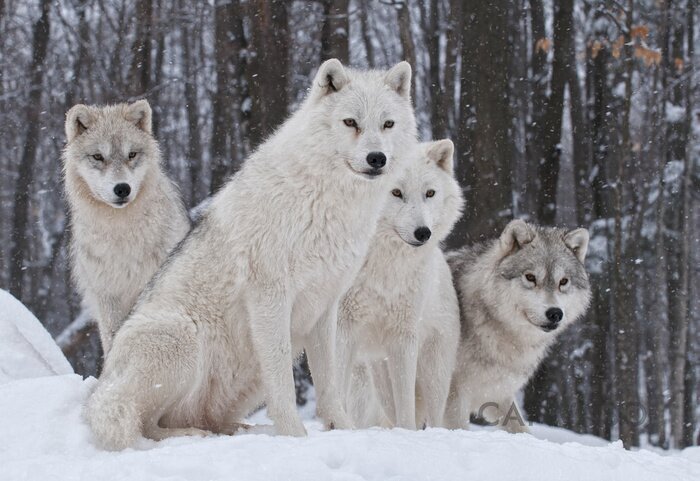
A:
[
  {"left": 391, "top": 189, "right": 402, "bottom": 198},
  {"left": 92, "top": 154, "right": 104, "bottom": 161},
  {"left": 426, "top": 189, "right": 435, "bottom": 198},
  {"left": 560, "top": 278, "right": 569, "bottom": 286},
  {"left": 525, "top": 273, "right": 536, "bottom": 284},
  {"left": 384, "top": 120, "right": 395, "bottom": 129},
  {"left": 343, "top": 118, "right": 358, "bottom": 128},
  {"left": 128, "top": 152, "right": 137, "bottom": 159}
]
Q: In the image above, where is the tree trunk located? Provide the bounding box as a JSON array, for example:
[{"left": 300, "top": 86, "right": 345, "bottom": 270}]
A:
[
  {"left": 8, "top": 0, "right": 51, "bottom": 302},
  {"left": 210, "top": 0, "right": 246, "bottom": 193},
  {"left": 247, "top": 0, "right": 289, "bottom": 149},
  {"left": 128, "top": 0, "right": 153, "bottom": 97},
  {"left": 428, "top": 0, "right": 445, "bottom": 139},
  {"left": 451, "top": 0, "right": 513, "bottom": 246},
  {"left": 395, "top": 1, "right": 416, "bottom": 101},
  {"left": 358, "top": 0, "right": 375, "bottom": 67},
  {"left": 321, "top": 0, "right": 349, "bottom": 64}
]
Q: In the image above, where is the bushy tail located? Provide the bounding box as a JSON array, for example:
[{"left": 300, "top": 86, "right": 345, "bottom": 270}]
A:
[{"left": 84, "top": 380, "right": 142, "bottom": 451}]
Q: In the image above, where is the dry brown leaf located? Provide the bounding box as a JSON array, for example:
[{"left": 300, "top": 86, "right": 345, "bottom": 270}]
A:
[
  {"left": 591, "top": 40, "right": 603, "bottom": 59},
  {"left": 631, "top": 25, "right": 649, "bottom": 39},
  {"left": 535, "top": 37, "right": 551, "bottom": 54}
]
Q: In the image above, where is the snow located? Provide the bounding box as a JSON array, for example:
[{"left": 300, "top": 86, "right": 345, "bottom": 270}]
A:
[
  {"left": 1, "top": 292, "right": 699, "bottom": 480},
  {"left": 0, "top": 373, "right": 698, "bottom": 480},
  {"left": 0, "top": 289, "right": 73, "bottom": 384}
]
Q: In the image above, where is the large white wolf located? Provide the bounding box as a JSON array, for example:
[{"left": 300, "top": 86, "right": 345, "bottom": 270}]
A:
[
  {"left": 444, "top": 220, "right": 591, "bottom": 432},
  {"left": 63, "top": 100, "right": 190, "bottom": 355},
  {"left": 338, "top": 140, "right": 464, "bottom": 430},
  {"left": 85, "top": 59, "right": 418, "bottom": 449}
]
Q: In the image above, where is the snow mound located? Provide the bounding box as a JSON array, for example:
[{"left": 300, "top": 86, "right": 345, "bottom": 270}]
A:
[
  {"left": 0, "top": 289, "right": 73, "bottom": 384},
  {"left": 1, "top": 374, "right": 698, "bottom": 480}
]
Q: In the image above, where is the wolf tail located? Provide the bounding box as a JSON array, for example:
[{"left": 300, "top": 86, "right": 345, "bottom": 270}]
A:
[{"left": 84, "top": 379, "right": 142, "bottom": 451}]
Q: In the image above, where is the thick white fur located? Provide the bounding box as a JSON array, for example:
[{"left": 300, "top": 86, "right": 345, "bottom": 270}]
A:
[
  {"left": 338, "top": 140, "right": 464, "bottom": 429},
  {"left": 84, "top": 60, "right": 418, "bottom": 450},
  {"left": 444, "top": 220, "right": 592, "bottom": 433},
  {"left": 63, "top": 100, "right": 190, "bottom": 355}
]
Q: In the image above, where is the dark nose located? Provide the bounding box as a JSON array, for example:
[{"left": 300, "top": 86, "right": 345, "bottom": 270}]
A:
[
  {"left": 114, "top": 183, "right": 131, "bottom": 199},
  {"left": 366, "top": 151, "right": 387, "bottom": 169},
  {"left": 546, "top": 308, "right": 563, "bottom": 324},
  {"left": 414, "top": 227, "right": 431, "bottom": 243}
]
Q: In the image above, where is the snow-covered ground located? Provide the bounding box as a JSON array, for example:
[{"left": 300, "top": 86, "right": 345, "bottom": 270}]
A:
[{"left": 1, "top": 289, "right": 699, "bottom": 480}]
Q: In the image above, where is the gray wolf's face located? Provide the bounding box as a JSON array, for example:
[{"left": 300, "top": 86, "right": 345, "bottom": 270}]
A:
[
  {"left": 382, "top": 139, "right": 464, "bottom": 246},
  {"left": 495, "top": 220, "right": 591, "bottom": 333},
  {"left": 63, "top": 100, "right": 158, "bottom": 208},
  {"left": 310, "top": 59, "right": 417, "bottom": 180}
]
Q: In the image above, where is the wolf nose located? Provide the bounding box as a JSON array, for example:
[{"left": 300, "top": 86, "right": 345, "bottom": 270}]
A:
[
  {"left": 545, "top": 308, "right": 563, "bottom": 324},
  {"left": 114, "top": 183, "right": 131, "bottom": 199},
  {"left": 414, "top": 227, "right": 431, "bottom": 243},
  {"left": 366, "top": 152, "right": 387, "bottom": 169}
]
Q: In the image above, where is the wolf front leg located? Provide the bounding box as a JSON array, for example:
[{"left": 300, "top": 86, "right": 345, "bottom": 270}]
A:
[
  {"left": 305, "top": 301, "right": 354, "bottom": 430},
  {"left": 386, "top": 331, "right": 419, "bottom": 430},
  {"left": 247, "top": 288, "right": 306, "bottom": 437}
]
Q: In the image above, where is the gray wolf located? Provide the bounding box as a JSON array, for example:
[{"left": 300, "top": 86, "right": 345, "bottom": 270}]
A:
[
  {"left": 84, "top": 59, "right": 418, "bottom": 449},
  {"left": 444, "top": 220, "right": 591, "bottom": 432},
  {"left": 63, "top": 100, "right": 190, "bottom": 355},
  {"left": 338, "top": 139, "right": 464, "bottom": 429}
]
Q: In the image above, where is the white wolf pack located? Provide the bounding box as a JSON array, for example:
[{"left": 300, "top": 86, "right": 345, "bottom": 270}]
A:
[{"left": 63, "top": 59, "right": 592, "bottom": 450}]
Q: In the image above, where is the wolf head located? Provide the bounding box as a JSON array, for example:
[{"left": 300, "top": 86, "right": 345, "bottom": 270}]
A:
[
  {"left": 378, "top": 139, "right": 464, "bottom": 247},
  {"left": 63, "top": 100, "right": 159, "bottom": 208},
  {"left": 494, "top": 220, "right": 591, "bottom": 335},
  {"left": 305, "top": 59, "right": 418, "bottom": 181}
]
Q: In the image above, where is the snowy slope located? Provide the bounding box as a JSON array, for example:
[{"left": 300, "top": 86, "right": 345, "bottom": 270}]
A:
[
  {"left": 0, "top": 289, "right": 73, "bottom": 383},
  {"left": 1, "top": 374, "right": 698, "bottom": 481}
]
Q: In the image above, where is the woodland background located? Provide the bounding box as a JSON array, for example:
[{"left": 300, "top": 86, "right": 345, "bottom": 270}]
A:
[{"left": 0, "top": 0, "right": 698, "bottom": 450}]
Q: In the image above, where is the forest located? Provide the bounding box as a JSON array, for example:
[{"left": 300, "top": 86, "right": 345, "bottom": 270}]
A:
[{"left": 0, "top": 0, "right": 697, "bottom": 450}]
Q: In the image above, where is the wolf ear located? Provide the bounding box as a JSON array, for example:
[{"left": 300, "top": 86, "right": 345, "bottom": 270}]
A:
[
  {"left": 312, "top": 58, "right": 350, "bottom": 99},
  {"left": 498, "top": 219, "right": 535, "bottom": 257},
  {"left": 384, "top": 61, "right": 412, "bottom": 99},
  {"left": 65, "top": 104, "right": 94, "bottom": 142},
  {"left": 124, "top": 99, "right": 152, "bottom": 134},
  {"left": 564, "top": 228, "right": 589, "bottom": 264},
  {"left": 425, "top": 139, "right": 454, "bottom": 174}
]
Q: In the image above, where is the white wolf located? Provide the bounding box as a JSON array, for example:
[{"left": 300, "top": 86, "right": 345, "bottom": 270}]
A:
[
  {"left": 443, "top": 220, "right": 591, "bottom": 432},
  {"left": 85, "top": 59, "right": 418, "bottom": 450},
  {"left": 63, "top": 100, "right": 190, "bottom": 355},
  {"left": 338, "top": 139, "right": 464, "bottom": 430}
]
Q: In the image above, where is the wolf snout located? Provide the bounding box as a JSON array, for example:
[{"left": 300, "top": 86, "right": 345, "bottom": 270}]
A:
[
  {"left": 114, "top": 183, "right": 131, "bottom": 199},
  {"left": 413, "top": 226, "right": 431, "bottom": 245},
  {"left": 366, "top": 151, "right": 387, "bottom": 170},
  {"left": 542, "top": 307, "right": 564, "bottom": 331}
]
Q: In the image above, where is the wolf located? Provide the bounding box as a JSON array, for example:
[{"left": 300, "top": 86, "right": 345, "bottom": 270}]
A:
[
  {"left": 62, "top": 100, "right": 190, "bottom": 356},
  {"left": 84, "top": 59, "right": 418, "bottom": 449},
  {"left": 443, "top": 220, "right": 591, "bottom": 432},
  {"left": 338, "top": 139, "right": 464, "bottom": 430}
]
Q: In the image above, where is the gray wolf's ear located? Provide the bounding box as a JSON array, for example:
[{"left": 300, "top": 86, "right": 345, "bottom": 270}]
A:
[
  {"left": 498, "top": 219, "right": 535, "bottom": 257},
  {"left": 425, "top": 139, "right": 454, "bottom": 174},
  {"left": 125, "top": 99, "right": 152, "bottom": 134},
  {"left": 384, "top": 61, "right": 412, "bottom": 99},
  {"left": 65, "top": 104, "right": 94, "bottom": 142},
  {"left": 312, "top": 58, "right": 350, "bottom": 98},
  {"left": 564, "top": 228, "right": 589, "bottom": 263}
]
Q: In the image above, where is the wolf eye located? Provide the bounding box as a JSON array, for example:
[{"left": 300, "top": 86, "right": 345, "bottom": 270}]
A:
[
  {"left": 525, "top": 273, "right": 536, "bottom": 284},
  {"left": 128, "top": 152, "right": 137, "bottom": 159},
  {"left": 560, "top": 278, "right": 569, "bottom": 286},
  {"left": 391, "top": 189, "right": 403, "bottom": 198},
  {"left": 426, "top": 189, "right": 435, "bottom": 198},
  {"left": 384, "top": 120, "right": 394, "bottom": 129},
  {"left": 343, "top": 118, "right": 357, "bottom": 128},
  {"left": 92, "top": 154, "right": 104, "bottom": 161}
]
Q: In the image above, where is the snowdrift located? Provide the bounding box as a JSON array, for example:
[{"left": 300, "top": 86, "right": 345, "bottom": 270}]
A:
[
  {"left": 0, "top": 289, "right": 73, "bottom": 383},
  {"left": 0, "top": 290, "right": 698, "bottom": 480},
  {"left": 0, "top": 374, "right": 698, "bottom": 480}
]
